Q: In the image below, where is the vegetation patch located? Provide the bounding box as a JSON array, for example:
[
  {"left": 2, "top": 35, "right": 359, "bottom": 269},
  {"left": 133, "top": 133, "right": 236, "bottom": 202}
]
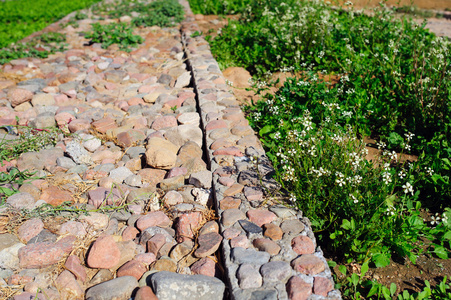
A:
[
  {"left": 0, "top": 0, "right": 102, "bottom": 48},
  {"left": 193, "top": 0, "right": 451, "bottom": 297}
]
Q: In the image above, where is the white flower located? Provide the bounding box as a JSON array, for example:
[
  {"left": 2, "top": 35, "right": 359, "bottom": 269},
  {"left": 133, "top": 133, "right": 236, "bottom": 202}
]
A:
[
  {"left": 382, "top": 172, "right": 392, "bottom": 185},
  {"left": 336, "top": 178, "right": 346, "bottom": 187},
  {"left": 377, "top": 141, "right": 386, "bottom": 150},
  {"left": 402, "top": 182, "right": 414, "bottom": 195},
  {"left": 430, "top": 213, "right": 441, "bottom": 225}
]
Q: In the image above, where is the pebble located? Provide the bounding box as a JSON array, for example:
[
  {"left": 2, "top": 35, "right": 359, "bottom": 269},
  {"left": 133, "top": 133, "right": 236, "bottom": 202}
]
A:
[
  {"left": 17, "top": 219, "right": 44, "bottom": 243},
  {"left": 65, "top": 255, "right": 87, "bottom": 282},
  {"left": 260, "top": 261, "right": 292, "bottom": 283},
  {"left": 136, "top": 211, "right": 172, "bottom": 231},
  {"left": 247, "top": 209, "right": 277, "bottom": 227},
  {"left": 286, "top": 276, "right": 312, "bottom": 300},
  {"left": 238, "top": 219, "right": 263, "bottom": 235},
  {"left": 230, "top": 247, "right": 270, "bottom": 265},
  {"left": 116, "top": 260, "right": 147, "bottom": 280},
  {"left": 85, "top": 276, "right": 138, "bottom": 300},
  {"left": 263, "top": 223, "right": 283, "bottom": 241},
  {"left": 86, "top": 235, "right": 121, "bottom": 269},
  {"left": 237, "top": 264, "right": 262, "bottom": 289},
  {"left": 252, "top": 238, "right": 281, "bottom": 255},
  {"left": 190, "top": 257, "right": 216, "bottom": 277},
  {"left": 291, "top": 254, "right": 326, "bottom": 275},
  {"left": 291, "top": 235, "right": 315, "bottom": 255},
  {"left": 151, "top": 271, "right": 225, "bottom": 300},
  {"left": 221, "top": 208, "right": 246, "bottom": 227},
  {"left": 135, "top": 286, "right": 159, "bottom": 300},
  {"left": 195, "top": 232, "right": 223, "bottom": 258}
]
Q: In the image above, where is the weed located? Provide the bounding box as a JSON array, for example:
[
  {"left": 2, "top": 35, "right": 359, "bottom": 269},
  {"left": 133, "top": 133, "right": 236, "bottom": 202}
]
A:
[{"left": 84, "top": 22, "right": 143, "bottom": 52}]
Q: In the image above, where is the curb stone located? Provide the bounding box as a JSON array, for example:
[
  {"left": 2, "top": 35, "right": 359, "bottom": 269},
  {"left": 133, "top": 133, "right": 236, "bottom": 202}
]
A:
[{"left": 178, "top": 0, "right": 342, "bottom": 299}]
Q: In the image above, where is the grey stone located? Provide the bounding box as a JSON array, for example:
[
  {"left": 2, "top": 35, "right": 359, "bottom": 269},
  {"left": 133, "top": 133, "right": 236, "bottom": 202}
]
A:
[
  {"left": 260, "top": 261, "right": 292, "bottom": 283},
  {"left": 188, "top": 171, "right": 212, "bottom": 189},
  {"left": 0, "top": 243, "right": 25, "bottom": 269},
  {"left": 0, "top": 233, "right": 20, "bottom": 251},
  {"left": 66, "top": 141, "right": 93, "bottom": 165},
  {"left": 250, "top": 290, "right": 278, "bottom": 300},
  {"left": 56, "top": 157, "right": 77, "bottom": 169},
  {"left": 239, "top": 219, "right": 263, "bottom": 235},
  {"left": 85, "top": 276, "right": 138, "bottom": 300},
  {"left": 237, "top": 170, "right": 259, "bottom": 186},
  {"left": 269, "top": 205, "right": 297, "bottom": 219},
  {"left": 6, "top": 192, "right": 36, "bottom": 210},
  {"left": 140, "top": 227, "right": 175, "bottom": 244},
  {"left": 280, "top": 219, "right": 305, "bottom": 235},
  {"left": 175, "top": 71, "right": 191, "bottom": 88},
  {"left": 125, "top": 146, "right": 145, "bottom": 159},
  {"left": 110, "top": 210, "right": 131, "bottom": 221},
  {"left": 237, "top": 264, "right": 262, "bottom": 289},
  {"left": 230, "top": 247, "right": 270, "bottom": 265},
  {"left": 125, "top": 174, "right": 142, "bottom": 187},
  {"left": 157, "top": 74, "right": 173, "bottom": 85},
  {"left": 30, "top": 112, "right": 56, "bottom": 129},
  {"left": 27, "top": 229, "right": 58, "bottom": 244},
  {"left": 109, "top": 167, "right": 134, "bottom": 184},
  {"left": 150, "top": 271, "right": 225, "bottom": 300}
]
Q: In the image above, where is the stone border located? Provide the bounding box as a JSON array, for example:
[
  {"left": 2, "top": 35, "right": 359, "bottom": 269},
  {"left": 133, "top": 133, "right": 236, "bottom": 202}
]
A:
[{"left": 178, "top": 1, "right": 342, "bottom": 299}]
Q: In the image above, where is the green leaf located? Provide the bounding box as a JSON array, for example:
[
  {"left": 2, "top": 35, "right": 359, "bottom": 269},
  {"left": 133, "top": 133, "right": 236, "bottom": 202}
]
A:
[
  {"left": 341, "top": 219, "right": 352, "bottom": 230},
  {"left": 382, "top": 286, "right": 391, "bottom": 299},
  {"left": 434, "top": 245, "right": 448, "bottom": 259},
  {"left": 360, "top": 261, "right": 369, "bottom": 278},
  {"left": 373, "top": 253, "right": 390, "bottom": 268},
  {"left": 327, "top": 260, "right": 337, "bottom": 268},
  {"left": 259, "top": 125, "right": 274, "bottom": 136},
  {"left": 350, "top": 273, "right": 359, "bottom": 286},
  {"left": 443, "top": 231, "right": 451, "bottom": 240},
  {"left": 338, "top": 265, "right": 347, "bottom": 276},
  {"left": 390, "top": 282, "right": 397, "bottom": 295}
]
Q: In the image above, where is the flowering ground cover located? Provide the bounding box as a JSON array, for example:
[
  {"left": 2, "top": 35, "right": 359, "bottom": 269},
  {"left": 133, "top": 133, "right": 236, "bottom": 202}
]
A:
[{"left": 191, "top": 0, "right": 451, "bottom": 298}]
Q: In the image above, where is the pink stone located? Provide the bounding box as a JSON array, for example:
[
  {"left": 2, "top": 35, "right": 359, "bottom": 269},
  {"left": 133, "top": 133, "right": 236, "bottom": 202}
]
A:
[
  {"left": 166, "top": 167, "right": 188, "bottom": 178},
  {"left": 213, "top": 166, "right": 236, "bottom": 177},
  {"left": 163, "top": 97, "right": 185, "bottom": 108},
  {"left": 151, "top": 116, "right": 177, "bottom": 130},
  {"left": 291, "top": 236, "right": 315, "bottom": 255},
  {"left": 54, "top": 94, "right": 70, "bottom": 105},
  {"left": 55, "top": 270, "right": 83, "bottom": 298},
  {"left": 213, "top": 147, "right": 243, "bottom": 157},
  {"left": 230, "top": 235, "right": 249, "bottom": 248},
  {"left": 18, "top": 218, "right": 43, "bottom": 243},
  {"left": 55, "top": 112, "right": 75, "bottom": 127},
  {"left": 135, "top": 286, "right": 158, "bottom": 300},
  {"left": 247, "top": 210, "right": 277, "bottom": 227},
  {"left": 176, "top": 212, "right": 202, "bottom": 242},
  {"left": 87, "top": 235, "right": 121, "bottom": 269},
  {"left": 220, "top": 197, "right": 241, "bottom": 210},
  {"left": 205, "top": 120, "right": 227, "bottom": 131},
  {"left": 210, "top": 138, "right": 235, "bottom": 151},
  {"left": 146, "top": 234, "right": 166, "bottom": 256},
  {"left": 8, "top": 88, "right": 33, "bottom": 107},
  {"left": 136, "top": 211, "right": 172, "bottom": 231},
  {"left": 134, "top": 253, "right": 156, "bottom": 265},
  {"left": 116, "top": 260, "right": 147, "bottom": 280},
  {"left": 128, "top": 97, "right": 145, "bottom": 106},
  {"left": 314, "top": 277, "right": 334, "bottom": 297},
  {"left": 92, "top": 118, "right": 117, "bottom": 134},
  {"left": 88, "top": 187, "right": 123, "bottom": 208},
  {"left": 65, "top": 255, "right": 87, "bottom": 282},
  {"left": 0, "top": 117, "right": 17, "bottom": 126},
  {"left": 198, "top": 221, "right": 219, "bottom": 236},
  {"left": 18, "top": 236, "right": 76, "bottom": 269},
  {"left": 190, "top": 257, "right": 216, "bottom": 277},
  {"left": 122, "top": 226, "right": 140, "bottom": 241},
  {"left": 58, "top": 221, "right": 87, "bottom": 238},
  {"left": 218, "top": 177, "right": 234, "bottom": 187},
  {"left": 291, "top": 254, "right": 326, "bottom": 275},
  {"left": 222, "top": 227, "right": 241, "bottom": 240},
  {"left": 68, "top": 118, "right": 91, "bottom": 133},
  {"left": 104, "top": 82, "right": 117, "bottom": 90},
  {"left": 244, "top": 186, "right": 263, "bottom": 201},
  {"left": 286, "top": 276, "right": 312, "bottom": 300}
]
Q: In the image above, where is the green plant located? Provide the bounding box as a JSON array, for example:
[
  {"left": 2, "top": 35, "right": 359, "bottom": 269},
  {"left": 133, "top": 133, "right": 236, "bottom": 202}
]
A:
[
  {"left": 0, "top": 125, "right": 63, "bottom": 161},
  {"left": 0, "top": 32, "right": 67, "bottom": 64},
  {"left": 188, "top": 0, "right": 250, "bottom": 15},
  {"left": 0, "top": 168, "right": 39, "bottom": 204},
  {"left": 0, "top": 0, "right": 101, "bottom": 48},
  {"left": 85, "top": 22, "right": 143, "bottom": 52},
  {"left": 131, "top": 0, "right": 185, "bottom": 28}
]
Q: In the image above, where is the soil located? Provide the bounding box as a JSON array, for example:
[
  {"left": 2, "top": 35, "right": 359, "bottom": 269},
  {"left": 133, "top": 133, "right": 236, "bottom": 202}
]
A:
[{"left": 193, "top": 3, "right": 451, "bottom": 298}]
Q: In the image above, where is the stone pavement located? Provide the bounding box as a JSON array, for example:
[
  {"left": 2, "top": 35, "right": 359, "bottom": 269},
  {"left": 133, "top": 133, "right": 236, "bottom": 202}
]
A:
[{"left": 0, "top": 0, "right": 341, "bottom": 299}]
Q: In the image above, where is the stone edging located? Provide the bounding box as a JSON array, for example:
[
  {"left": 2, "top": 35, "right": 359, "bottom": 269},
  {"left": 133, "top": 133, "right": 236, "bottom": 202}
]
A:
[{"left": 178, "top": 1, "right": 342, "bottom": 299}]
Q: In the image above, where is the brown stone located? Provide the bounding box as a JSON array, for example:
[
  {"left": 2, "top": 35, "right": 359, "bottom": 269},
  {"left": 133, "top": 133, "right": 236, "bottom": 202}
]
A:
[
  {"left": 220, "top": 197, "right": 241, "bottom": 210},
  {"left": 195, "top": 232, "right": 223, "bottom": 258},
  {"left": 40, "top": 185, "right": 73, "bottom": 206},
  {"left": 135, "top": 286, "right": 158, "bottom": 300},
  {"left": 252, "top": 238, "right": 281, "bottom": 255},
  {"left": 117, "top": 260, "right": 147, "bottom": 280},
  {"left": 263, "top": 223, "right": 283, "bottom": 241},
  {"left": 87, "top": 235, "right": 121, "bottom": 269},
  {"left": 314, "top": 277, "right": 334, "bottom": 297},
  {"left": 223, "top": 183, "right": 244, "bottom": 197}
]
